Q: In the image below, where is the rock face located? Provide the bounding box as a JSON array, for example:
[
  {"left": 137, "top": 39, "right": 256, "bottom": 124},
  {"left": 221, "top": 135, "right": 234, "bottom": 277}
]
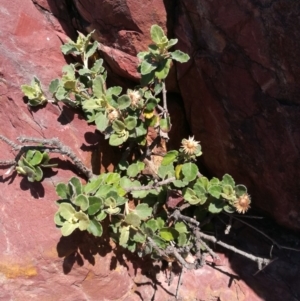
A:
[
  {"left": 0, "top": 0, "right": 300, "bottom": 300},
  {"left": 174, "top": 0, "right": 300, "bottom": 231}
]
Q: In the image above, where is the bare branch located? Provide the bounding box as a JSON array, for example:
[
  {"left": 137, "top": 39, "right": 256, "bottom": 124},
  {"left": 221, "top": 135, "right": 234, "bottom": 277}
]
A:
[
  {"left": 18, "top": 137, "right": 94, "bottom": 179},
  {"left": 198, "top": 232, "right": 271, "bottom": 269},
  {"left": 126, "top": 177, "right": 176, "bottom": 192}
]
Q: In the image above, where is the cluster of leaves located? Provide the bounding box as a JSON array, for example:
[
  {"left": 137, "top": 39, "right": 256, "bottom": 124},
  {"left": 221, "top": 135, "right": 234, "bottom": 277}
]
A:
[
  {"left": 16, "top": 150, "right": 57, "bottom": 182},
  {"left": 21, "top": 77, "right": 47, "bottom": 106},
  {"left": 21, "top": 25, "right": 251, "bottom": 264}
]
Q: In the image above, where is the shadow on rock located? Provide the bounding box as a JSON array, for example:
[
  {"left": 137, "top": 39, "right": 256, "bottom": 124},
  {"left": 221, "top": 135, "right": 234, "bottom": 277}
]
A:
[{"left": 56, "top": 230, "right": 112, "bottom": 274}]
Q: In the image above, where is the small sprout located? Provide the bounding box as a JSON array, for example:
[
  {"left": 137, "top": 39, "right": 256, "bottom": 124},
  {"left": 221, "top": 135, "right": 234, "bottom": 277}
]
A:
[
  {"left": 234, "top": 193, "right": 251, "bottom": 214},
  {"left": 21, "top": 77, "right": 47, "bottom": 107},
  {"left": 181, "top": 136, "right": 201, "bottom": 156}
]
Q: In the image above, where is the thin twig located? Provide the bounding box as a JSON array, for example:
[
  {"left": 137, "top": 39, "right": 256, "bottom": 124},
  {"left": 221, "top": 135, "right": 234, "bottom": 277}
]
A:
[
  {"left": 0, "top": 135, "right": 21, "bottom": 150},
  {"left": 223, "top": 212, "right": 300, "bottom": 252},
  {"left": 171, "top": 209, "right": 200, "bottom": 226},
  {"left": 198, "top": 232, "right": 271, "bottom": 269},
  {"left": 18, "top": 137, "right": 94, "bottom": 179},
  {"left": 175, "top": 268, "right": 184, "bottom": 300},
  {"left": 126, "top": 177, "right": 176, "bottom": 192}
]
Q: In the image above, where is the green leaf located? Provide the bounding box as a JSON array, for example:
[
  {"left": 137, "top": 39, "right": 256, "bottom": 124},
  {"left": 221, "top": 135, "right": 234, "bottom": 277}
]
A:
[
  {"left": 82, "top": 98, "right": 102, "bottom": 111},
  {"left": 49, "top": 79, "right": 60, "bottom": 94},
  {"left": 105, "top": 173, "right": 121, "bottom": 185},
  {"left": 55, "top": 87, "right": 67, "bottom": 101},
  {"left": 132, "top": 232, "right": 146, "bottom": 243},
  {"left": 33, "top": 166, "right": 43, "bottom": 182},
  {"left": 174, "top": 222, "right": 188, "bottom": 234},
  {"left": 21, "top": 85, "right": 36, "bottom": 99},
  {"left": 223, "top": 204, "right": 236, "bottom": 213},
  {"left": 155, "top": 59, "right": 171, "bottom": 80},
  {"left": 61, "top": 222, "right": 78, "bottom": 236},
  {"left": 159, "top": 228, "right": 179, "bottom": 241},
  {"left": 74, "top": 194, "right": 89, "bottom": 211},
  {"left": 95, "top": 211, "right": 107, "bottom": 222},
  {"left": 170, "top": 50, "right": 190, "bottom": 63},
  {"left": 95, "top": 112, "right": 109, "bottom": 132},
  {"left": 93, "top": 76, "right": 104, "bottom": 98},
  {"left": 140, "top": 60, "right": 157, "bottom": 75},
  {"left": 154, "top": 82, "right": 163, "bottom": 95},
  {"left": 85, "top": 41, "right": 98, "bottom": 58},
  {"left": 166, "top": 39, "right": 178, "bottom": 49},
  {"left": 145, "top": 219, "right": 158, "bottom": 232},
  {"left": 117, "top": 95, "right": 131, "bottom": 110},
  {"left": 161, "top": 150, "right": 178, "bottom": 166},
  {"left": 104, "top": 197, "right": 117, "bottom": 208},
  {"left": 173, "top": 179, "right": 189, "bottom": 188},
  {"left": 127, "top": 162, "right": 145, "bottom": 178},
  {"left": 222, "top": 174, "right": 235, "bottom": 187},
  {"left": 91, "top": 58, "right": 104, "bottom": 73},
  {"left": 75, "top": 212, "right": 90, "bottom": 230},
  {"left": 58, "top": 203, "right": 76, "bottom": 220},
  {"left": 157, "top": 163, "right": 174, "bottom": 179},
  {"left": 160, "top": 117, "right": 171, "bottom": 132},
  {"left": 106, "top": 86, "right": 122, "bottom": 98},
  {"left": 28, "top": 151, "right": 43, "bottom": 166},
  {"left": 105, "top": 207, "right": 121, "bottom": 215},
  {"left": 96, "top": 184, "right": 113, "bottom": 197},
  {"left": 54, "top": 211, "right": 65, "bottom": 226},
  {"left": 150, "top": 25, "right": 167, "bottom": 45},
  {"left": 61, "top": 43, "right": 77, "bottom": 55},
  {"left": 87, "top": 219, "right": 103, "bottom": 237},
  {"left": 235, "top": 184, "right": 247, "bottom": 197},
  {"left": 182, "top": 162, "right": 198, "bottom": 182},
  {"left": 109, "top": 132, "right": 128, "bottom": 146},
  {"left": 69, "top": 177, "right": 82, "bottom": 196},
  {"left": 134, "top": 203, "right": 152, "bottom": 220},
  {"left": 183, "top": 187, "right": 201, "bottom": 205},
  {"left": 87, "top": 196, "right": 103, "bottom": 215},
  {"left": 124, "top": 116, "right": 137, "bottom": 130},
  {"left": 124, "top": 213, "right": 141, "bottom": 227},
  {"left": 145, "top": 98, "right": 158, "bottom": 111},
  {"left": 41, "top": 152, "right": 50, "bottom": 164},
  {"left": 56, "top": 183, "right": 70, "bottom": 199},
  {"left": 177, "top": 233, "right": 188, "bottom": 247},
  {"left": 156, "top": 217, "right": 165, "bottom": 229},
  {"left": 221, "top": 184, "right": 235, "bottom": 200},
  {"left": 84, "top": 176, "right": 103, "bottom": 194},
  {"left": 119, "top": 226, "right": 130, "bottom": 247},
  {"left": 208, "top": 185, "right": 222, "bottom": 199},
  {"left": 152, "top": 235, "right": 167, "bottom": 249},
  {"left": 112, "top": 120, "right": 125, "bottom": 132},
  {"left": 208, "top": 198, "right": 225, "bottom": 214},
  {"left": 197, "top": 177, "right": 209, "bottom": 190}
]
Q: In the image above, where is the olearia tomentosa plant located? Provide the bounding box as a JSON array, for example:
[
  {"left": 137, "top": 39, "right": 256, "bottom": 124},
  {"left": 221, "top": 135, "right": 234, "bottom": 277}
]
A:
[{"left": 13, "top": 25, "right": 270, "bottom": 287}]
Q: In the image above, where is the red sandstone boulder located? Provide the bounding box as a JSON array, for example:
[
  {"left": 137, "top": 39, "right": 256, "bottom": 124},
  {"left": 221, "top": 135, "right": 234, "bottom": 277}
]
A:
[{"left": 0, "top": 0, "right": 300, "bottom": 300}]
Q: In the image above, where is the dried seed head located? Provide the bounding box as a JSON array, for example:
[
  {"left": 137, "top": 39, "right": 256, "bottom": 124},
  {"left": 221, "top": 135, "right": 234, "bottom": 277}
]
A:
[
  {"left": 234, "top": 193, "right": 251, "bottom": 214},
  {"left": 108, "top": 109, "right": 119, "bottom": 121},
  {"left": 128, "top": 90, "right": 141, "bottom": 107},
  {"left": 181, "top": 136, "right": 200, "bottom": 156}
]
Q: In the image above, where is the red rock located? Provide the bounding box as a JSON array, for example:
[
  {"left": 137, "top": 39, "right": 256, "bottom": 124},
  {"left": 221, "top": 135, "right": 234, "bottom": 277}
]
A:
[{"left": 1, "top": 0, "right": 300, "bottom": 301}]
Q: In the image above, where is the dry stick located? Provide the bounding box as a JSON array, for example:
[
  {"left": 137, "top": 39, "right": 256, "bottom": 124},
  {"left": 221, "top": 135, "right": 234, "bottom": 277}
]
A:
[
  {"left": 0, "top": 134, "right": 21, "bottom": 150},
  {"left": 126, "top": 177, "right": 176, "bottom": 192},
  {"left": 223, "top": 212, "right": 300, "bottom": 252},
  {"left": 198, "top": 232, "right": 271, "bottom": 269},
  {"left": 159, "top": 82, "right": 169, "bottom": 140},
  {"left": 18, "top": 137, "right": 94, "bottom": 179},
  {"left": 175, "top": 268, "right": 184, "bottom": 300}
]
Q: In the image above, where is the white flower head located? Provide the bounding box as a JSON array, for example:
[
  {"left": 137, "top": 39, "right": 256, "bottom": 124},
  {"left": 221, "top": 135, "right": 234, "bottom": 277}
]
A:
[
  {"left": 181, "top": 136, "right": 201, "bottom": 156},
  {"left": 234, "top": 194, "right": 251, "bottom": 214}
]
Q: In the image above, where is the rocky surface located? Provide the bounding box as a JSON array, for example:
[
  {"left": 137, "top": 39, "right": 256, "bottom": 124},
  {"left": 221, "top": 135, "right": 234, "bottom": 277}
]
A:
[{"left": 0, "top": 0, "right": 300, "bottom": 300}]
